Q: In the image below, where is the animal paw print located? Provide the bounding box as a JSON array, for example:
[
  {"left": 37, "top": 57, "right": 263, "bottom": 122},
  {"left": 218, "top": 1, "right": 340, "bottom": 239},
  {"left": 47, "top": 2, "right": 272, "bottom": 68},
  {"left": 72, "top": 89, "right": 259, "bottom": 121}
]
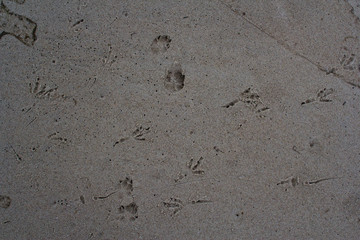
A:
[
  {"left": 301, "top": 88, "right": 334, "bottom": 105},
  {"left": 119, "top": 177, "right": 133, "bottom": 195},
  {"left": 174, "top": 172, "right": 187, "bottom": 182},
  {"left": 334, "top": 39, "right": 360, "bottom": 87},
  {"left": 340, "top": 53, "right": 358, "bottom": 71},
  {"left": 339, "top": 44, "right": 359, "bottom": 73},
  {"left": 162, "top": 197, "right": 211, "bottom": 216},
  {"left": 240, "top": 88, "right": 269, "bottom": 117},
  {"left": 240, "top": 88, "right": 262, "bottom": 109},
  {"left": 0, "top": 195, "right": 11, "bottom": 209},
  {"left": 277, "top": 176, "right": 300, "bottom": 188},
  {"left": 53, "top": 198, "right": 71, "bottom": 207},
  {"left": 132, "top": 125, "right": 151, "bottom": 141},
  {"left": 29, "top": 78, "right": 76, "bottom": 104},
  {"left": 277, "top": 176, "right": 337, "bottom": 191},
  {"left": 164, "top": 62, "right": 185, "bottom": 92},
  {"left": 29, "top": 78, "right": 58, "bottom": 99},
  {"left": 223, "top": 88, "right": 270, "bottom": 117},
  {"left": 118, "top": 177, "right": 138, "bottom": 221},
  {"left": 163, "top": 198, "right": 183, "bottom": 216},
  {"left": 187, "top": 157, "right": 205, "bottom": 175},
  {"left": 52, "top": 196, "right": 87, "bottom": 208},
  {"left": 118, "top": 202, "right": 138, "bottom": 221},
  {"left": 47, "top": 132, "right": 68, "bottom": 144},
  {"left": 317, "top": 88, "right": 334, "bottom": 102},
  {"left": 102, "top": 43, "right": 117, "bottom": 67},
  {"left": 151, "top": 35, "right": 171, "bottom": 54}
]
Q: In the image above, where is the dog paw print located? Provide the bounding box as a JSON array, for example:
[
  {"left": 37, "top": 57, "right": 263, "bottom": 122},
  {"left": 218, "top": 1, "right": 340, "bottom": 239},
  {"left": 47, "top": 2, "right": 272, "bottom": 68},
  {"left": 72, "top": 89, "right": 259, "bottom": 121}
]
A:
[
  {"left": 151, "top": 35, "right": 171, "bottom": 54},
  {"left": 301, "top": 88, "right": 334, "bottom": 105},
  {"left": 117, "top": 177, "right": 138, "bottom": 221},
  {"left": 163, "top": 198, "right": 183, "bottom": 216},
  {"left": 0, "top": 2, "right": 37, "bottom": 46},
  {"left": 118, "top": 202, "right": 139, "bottom": 221},
  {"left": 52, "top": 196, "right": 88, "bottom": 208},
  {"left": 119, "top": 177, "right": 133, "bottom": 195},
  {"left": 53, "top": 198, "right": 71, "bottom": 207},
  {"left": 164, "top": 62, "right": 185, "bottom": 92},
  {"left": 187, "top": 157, "right": 205, "bottom": 175},
  {"left": 0, "top": 195, "right": 11, "bottom": 209}
]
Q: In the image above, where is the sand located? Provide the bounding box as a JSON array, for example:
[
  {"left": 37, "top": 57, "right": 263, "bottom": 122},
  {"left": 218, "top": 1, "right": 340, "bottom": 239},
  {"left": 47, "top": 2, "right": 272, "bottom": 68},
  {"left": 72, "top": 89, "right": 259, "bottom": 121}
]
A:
[{"left": 1, "top": 0, "right": 360, "bottom": 239}]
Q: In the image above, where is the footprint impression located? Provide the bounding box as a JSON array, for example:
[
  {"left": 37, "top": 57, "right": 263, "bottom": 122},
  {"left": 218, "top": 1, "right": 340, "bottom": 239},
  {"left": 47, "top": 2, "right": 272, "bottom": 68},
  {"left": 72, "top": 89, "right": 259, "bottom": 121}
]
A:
[
  {"left": 164, "top": 62, "right": 185, "bottom": 92},
  {"left": 0, "top": 195, "right": 11, "bottom": 209},
  {"left": 118, "top": 177, "right": 138, "bottom": 221},
  {"left": 151, "top": 35, "right": 171, "bottom": 54}
]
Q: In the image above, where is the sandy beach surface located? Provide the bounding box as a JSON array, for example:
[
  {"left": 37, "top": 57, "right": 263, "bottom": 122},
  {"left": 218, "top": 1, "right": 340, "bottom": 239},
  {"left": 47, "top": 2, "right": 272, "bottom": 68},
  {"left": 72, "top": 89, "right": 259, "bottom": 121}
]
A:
[{"left": 1, "top": 0, "right": 360, "bottom": 239}]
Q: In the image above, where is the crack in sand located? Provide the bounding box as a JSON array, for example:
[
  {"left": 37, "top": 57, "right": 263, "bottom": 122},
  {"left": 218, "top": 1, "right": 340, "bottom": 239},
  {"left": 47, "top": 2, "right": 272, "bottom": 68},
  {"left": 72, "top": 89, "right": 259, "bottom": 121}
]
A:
[{"left": 218, "top": 0, "right": 360, "bottom": 89}]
